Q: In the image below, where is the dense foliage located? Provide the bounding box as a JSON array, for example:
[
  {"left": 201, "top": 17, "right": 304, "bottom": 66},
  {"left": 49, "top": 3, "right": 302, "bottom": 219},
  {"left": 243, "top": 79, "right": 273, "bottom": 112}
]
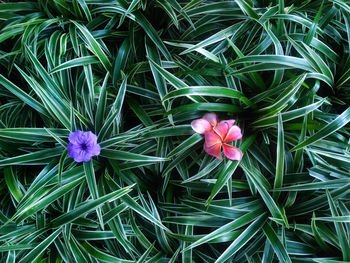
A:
[{"left": 0, "top": 0, "right": 350, "bottom": 262}]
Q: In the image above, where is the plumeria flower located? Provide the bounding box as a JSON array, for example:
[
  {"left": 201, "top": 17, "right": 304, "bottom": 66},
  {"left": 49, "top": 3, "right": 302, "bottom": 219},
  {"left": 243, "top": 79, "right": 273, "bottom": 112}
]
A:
[
  {"left": 191, "top": 113, "right": 243, "bottom": 161},
  {"left": 67, "top": 130, "right": 101, "bottom": 162}
]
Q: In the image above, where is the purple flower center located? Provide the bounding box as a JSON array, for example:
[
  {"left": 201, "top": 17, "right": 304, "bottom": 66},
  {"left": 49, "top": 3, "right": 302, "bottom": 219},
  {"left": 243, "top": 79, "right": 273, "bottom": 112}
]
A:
[{"left": 81, "top": 143, "right": 88, "bottom": 150}]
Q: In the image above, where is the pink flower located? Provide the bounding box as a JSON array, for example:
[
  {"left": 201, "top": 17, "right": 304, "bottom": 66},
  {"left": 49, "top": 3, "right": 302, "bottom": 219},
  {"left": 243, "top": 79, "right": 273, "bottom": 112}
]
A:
[{"left": 191, "top": 113, "right": 242, "bottom": 161}]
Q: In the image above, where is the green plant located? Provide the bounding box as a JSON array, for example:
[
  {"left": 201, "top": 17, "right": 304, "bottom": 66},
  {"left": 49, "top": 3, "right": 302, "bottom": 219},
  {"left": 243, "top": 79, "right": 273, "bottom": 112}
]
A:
[{"left": 0, "top": 0, "right": 350, "bottom": 262}]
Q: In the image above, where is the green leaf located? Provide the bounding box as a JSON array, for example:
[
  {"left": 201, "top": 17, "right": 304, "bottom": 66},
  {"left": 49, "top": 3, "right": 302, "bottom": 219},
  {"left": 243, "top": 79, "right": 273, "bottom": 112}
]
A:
[
  {"left": 4, "top": 167, "right": 23, "bottom": 202},
  {"left": 184, "top": 209, "right": 265, "bottom": 251},
  {"left": 235, "top": 0, "right": 259, "bottom": 19},
  {"left": 77, "top": 0, "right": 92, "bottom": 21},
  {"left": 72, "top": 21, "right": 112, "bottom": 72},
  {"left": 0, "top": 128, "right": 68, "bottom": 142},
  {"left": 167, "top": 133, "right": 202, "bottom": 158},
  {"left": 95, "top": 73, "right": 109, "bottom": 133},
  {"left": 50, "top": 185, "right": 133, "bottom": 228},
  {"left": 145, "top": 38, "right": 168, "bottom": 103},
  {"left": 24, "top": 46, "right": 67, "bottom": 100},
  {"left": 263, "top": 223, "right": 292, "bottom": 263},
  {"left": 215, "top": 215, "right": 267, "bottom": 263},
  {"left": 312, "top": 214, "right": 331, "bottom": 252},
  {"left": 207, "top": 135, "right": 255, "bottom": 205},
  {"left": 49, "top": 56, "right": 99, "bottom": 74},
  {"left": 98, "top": 73, "right": 127, "bottom": 140},
  {"left": 257, "top": 74, "right": 306, "bottom": 113},
  {"left": 80, "top": 241, "right": 134, "bottom": 263},
  {"left": 241, "top": 162, "right": 282, "bottom": 219},
  {"left": 84, "top": 161, "right": 103, "bottom": 228},
  {"left": 163, "top": 86, "right": 255, "bottom": 108},
  {"left": 143, "top": 125, "right": 194, "bottom": 138},
  {"left": 118, "top": 0, "right": 141, "bottom": 27},
  {"left": 228, "top": 55, "right": 315, "bottom": 72},
  {"left": 0, "top": 74, "right": 47, "bottom": 115},
  {"left": 148, "top": 58, "right": 203, "bottom": 103},
  {"left": 326, "top": 190, "right": 350, "bottom": 260},
  {"left": 105, "top": 172, "right": 170, "bottom": 231},
  {"left": 14, "top": 176, "right": 84, "bottom": 223},
  {"left": 273, "top": 113, "right": 284, "bottom": 200},
  {"left": 291, "top": 107, "right": 350, "bottom": 151},
  {"left": 18, "top": 228, "right": 62, "bottom": 263},
  {"left": 166, "top": 103, "right": 242, "bottom": 116},
  {"left": 101, "top": 149, "right": 168, "bottom": 162},
  {"left": 93, "top": 6, "right": 171, "bottom": 59},
  {"left": 253, "top": 99, "right": 324, "bottom": 128},
  {"left": 315, "top": 216, "right": 350, "bottom": 222},
  {"left": 0, "top": 147, "right": 63, "bottom": 167},
  {"left": 16, "top": 66, "right": 71, "bottom": 129}
]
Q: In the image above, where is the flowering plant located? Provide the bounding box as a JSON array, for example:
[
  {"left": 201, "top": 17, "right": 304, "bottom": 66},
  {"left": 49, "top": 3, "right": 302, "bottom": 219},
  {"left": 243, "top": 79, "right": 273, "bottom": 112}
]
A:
[
  {"left": 191, "top": 113, "right": 242, "bottom": 161},
  {"left": 67, "top": 130, "right": 101, "bottom": 162}
]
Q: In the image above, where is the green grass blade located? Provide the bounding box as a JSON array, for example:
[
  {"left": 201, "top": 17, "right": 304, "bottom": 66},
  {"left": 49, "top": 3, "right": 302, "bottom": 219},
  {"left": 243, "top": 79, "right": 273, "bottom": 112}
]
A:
[
  {"left": 0, "top": 74, "right": 48, "bottom": 115},
  {"left": 206, "top": 135, "right": 255, "bottom": 205},
  {"left": 84, "top": 161, "right": 104, "bottom": 228},
  {"left": 215, "top": 215, "right": 267, "bottom": 263},
  {"left": 291, "top": 107, "right": 350, "bottom": 151},
  {"left": 49, "top": 56, "right": 99, "bottom": 74},
  {"left": 263, "top": 223, "right": 292, "bottom": 263},
  {"left": 273, "top": 113, "right": 284, "bottom": 200},
  {"left": 0, "top": 148, "right": 63, "bottom": 167},
  {"left": 18, "top": 228, "right": 62, "bottom": 263},
  {"left": 50, "top": 185, "right": 133, "bottom": 228},
  {"left": 326, "top": 190, "right": 350, "bottom": 260},
  {"left": 184, "top": 209, "right": 265, "bottom": 251},
  {"left": 72, "top": 21, "right": 112, "bottom": 72},
  {"left": 163, "top": 86, "right": 255, "bottom": 108},
  {"left": 98, "top": 74, "right": 127, "bottom": 140}
]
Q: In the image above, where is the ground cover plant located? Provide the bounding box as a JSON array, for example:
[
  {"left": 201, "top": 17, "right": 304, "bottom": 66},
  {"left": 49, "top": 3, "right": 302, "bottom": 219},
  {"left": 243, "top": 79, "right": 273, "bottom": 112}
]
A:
[{"left": 1, "top": 0, "right": 350, "bottom": 262}]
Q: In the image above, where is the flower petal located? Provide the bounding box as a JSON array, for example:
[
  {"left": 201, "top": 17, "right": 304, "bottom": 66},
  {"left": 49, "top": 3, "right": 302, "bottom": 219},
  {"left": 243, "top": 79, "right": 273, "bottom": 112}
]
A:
[
  {"left": 83, "top": 154, "right": 92, "bottom": 162},
  {"left": 88, "top": 143, "right": 101, "bottom": 156},
  {"left": 67, "top": 143, "right": 81, "bottom": 158},
  {"left": 204, "top": 142, "right": 222, "bottom": 160},
  {"left": 213, "top": 122, "right": 229, "bottom": 141},
  {"left": 191, "top": 119, "right": 212, "bottom": 134},
  {"left": 74, "top": 150, "right": 91, "bottom": 162},
  {"left": 204, "top": 131, "right": 222, "bottom": 147},
  {"left": 224, "top": 125, "right": 242, "bottom": 142},
  {"left": 222, "top": 144, "right": 242, "bottom": 161},
  {"left": 203, "top": 113, "right": 219, "bottom": 127},
  {"left": 68, "top": 130, "right": 84, "bottom": 144},
  {"left": 84, "top": 131, "right": 98, "bottom": 145},
  {"left": 219, "top": 119, "right": 235, "bottom": 128}
]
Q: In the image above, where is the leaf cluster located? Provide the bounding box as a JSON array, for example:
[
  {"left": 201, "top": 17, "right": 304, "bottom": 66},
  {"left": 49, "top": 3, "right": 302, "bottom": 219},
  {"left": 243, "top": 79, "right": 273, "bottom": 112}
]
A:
[{"left": 0, "top": 0, "right": 350, "bottom": 262}]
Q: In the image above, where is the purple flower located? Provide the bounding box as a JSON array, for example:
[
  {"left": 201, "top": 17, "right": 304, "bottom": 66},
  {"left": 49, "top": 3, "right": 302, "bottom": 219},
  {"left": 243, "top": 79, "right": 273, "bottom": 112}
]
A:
[{"left": 67, "top": 130, "right": 101, "bottom": 162}]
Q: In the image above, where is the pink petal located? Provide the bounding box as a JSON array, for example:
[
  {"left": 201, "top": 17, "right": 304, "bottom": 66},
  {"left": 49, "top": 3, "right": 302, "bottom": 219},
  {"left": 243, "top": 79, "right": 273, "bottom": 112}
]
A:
[
  {"left": 203, "top": 113, "right": 219, "bottom": 127},
  {"left": 204, "top": 131, "right": 222, "bottom": 147},
  {"left": 219, "top": 119, "right": 235, "bottom": 128},
  {"left": 224, "top": 125, "right": 242, "bottom": 143},
  {"left": 222, "top": 144, "right": 242, "bottom": 161},
  {"left": 213, "top": 122, "right": 229, "bottom": 141},
  {"left": 191, "top": 119, "right": 212, "bottom": 134},
  {"left": 204, "top": 142, "right": 222, "bottom": 160}
]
